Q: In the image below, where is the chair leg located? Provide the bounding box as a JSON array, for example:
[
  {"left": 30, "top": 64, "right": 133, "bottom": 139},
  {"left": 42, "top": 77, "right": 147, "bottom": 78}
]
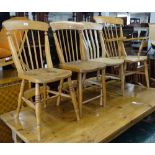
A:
[
  {"left": 124, "top": 62, "right": 127, "bottom": 85},
  {"left": 35, "top": 83, "right": 41, "bottom": 141},
  {"left": 100, "top": 69, "right": 106, "bottom": 107},
  {"left": 16, "top": 79, "right": 25, "bottom": 119},
  {"left": 56, "top": 79, "right": 64, "bottom": 106},
  {"left": 77, "top": 73, "right": 83, "bottom": 117},
  {"left": 43, "top": 83, "right": 47, "bottom": 108},
  {"left": 144, "top": 60, "right": 150, "bottom": 88},
  {"left": 97, "top": 70, "right": 100, "bottom": 81},
  {"left": 68, "top": 77, "right": 80, "bottom": 121},
  {"left": 120, "top": 64, "right": 125, "bottom": 96}
]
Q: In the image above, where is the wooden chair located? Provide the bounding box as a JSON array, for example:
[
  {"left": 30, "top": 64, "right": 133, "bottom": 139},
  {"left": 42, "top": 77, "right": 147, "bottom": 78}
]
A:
[
  {"left": 81, "top": 22, "right": 125, "bottom": 95},
  {"left": 3, "top": 20, "right": 80, "bottom": 141},
  {"left": 94, "top": 16, "right": 149, "bottom": 88},
  {"left": 50, "top": 21, "right": 106, "bottom": 117}
]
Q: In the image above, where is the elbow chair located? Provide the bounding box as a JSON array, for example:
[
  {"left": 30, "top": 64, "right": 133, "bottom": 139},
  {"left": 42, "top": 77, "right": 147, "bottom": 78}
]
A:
[{"left": 94, "top": 16, "right": 149, "bottom": 88}]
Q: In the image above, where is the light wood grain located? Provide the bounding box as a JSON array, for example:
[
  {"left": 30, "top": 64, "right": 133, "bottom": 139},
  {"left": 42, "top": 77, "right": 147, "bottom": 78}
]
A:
[
  {"left": 94, "top": 16, "right": 124, "bottom": 25},
  {"left": 1, "top": 82, "right": 154, "bottom": 142},
  {"left": 3, "top": 20, "right": 49, "bottom": 31}
]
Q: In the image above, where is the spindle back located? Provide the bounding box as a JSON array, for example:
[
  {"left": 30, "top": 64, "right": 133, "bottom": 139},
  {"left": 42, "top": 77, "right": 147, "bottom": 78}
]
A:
[
  {"left": 3, "top": 20, "right": 52, "bottom": 74},
  {"left": 94, "top": 16, "right": 127, "bottom": 57},
  {"left": 81, "top": 22, "right": 108, "bottom": 60},
  {"left": 50, "top": 22, "right": 84, "bottom": 63}
]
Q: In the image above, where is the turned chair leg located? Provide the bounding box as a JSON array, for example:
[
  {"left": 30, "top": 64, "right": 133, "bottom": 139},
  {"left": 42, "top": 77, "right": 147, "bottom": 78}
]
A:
[
  {"left": 77, "top": 73, "right": 83, "bottom": 117},
  {"left": 144, "top": 60, "right": 150, "bottom": 88},
  {"left": 43, "top": 83, "right": 47, "bottom": 108},
  {"left": 35, "top": 83, "right": 41, "bottom": 141},
  {"left": 68, "top": 77, "right": 80, "bottom": 121},
  {"left": 16, "top": 79, "right": 25, "bottom": 119},
  {"left": 56, "top": 79, "right": 64, "bottom": 106},
  {"left": 124, "top": 62, "right": 127, "bottom": 86},
  {"left": 120, "top": 64, "right": 125, "bottom": 96},
  {"left": 100, "top": 69, "right": 106, "bottom": 107}
]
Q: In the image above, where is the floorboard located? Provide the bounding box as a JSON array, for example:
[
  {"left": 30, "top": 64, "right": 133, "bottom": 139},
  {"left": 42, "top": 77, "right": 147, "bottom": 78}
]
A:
[{"left": 1, "top": 82, "right": 155, "bottom": 142}]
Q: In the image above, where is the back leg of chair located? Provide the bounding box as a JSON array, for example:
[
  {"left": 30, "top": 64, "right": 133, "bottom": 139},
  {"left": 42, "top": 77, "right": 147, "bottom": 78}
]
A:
[
  {"left": 43, "top": 83, "right": 47, "bottom": 108},
  {"left": 56, "top": 79, "right": 64, "bottom": 106},
  {"left": 77, "top": 73, "right": 83, "bottom": 117},
  {"left": 124, "top": 62, "right": 127, "bottom": 85},
  {"left": 35, "top": 83, "right": 41, "bottom": 141},
  {"left": 16, "top": 79, "right": 25, "bottom": 118},
  {"left": 120, "top": 64, "right": 125, "bottom": 96},
  {"left": 144, "top": 60, "right": 150, "bottom": 88},
  {"left": 100, "top": 69, "right": 106, "bottom": 107},
  {"left": 67, "top": 77, "right": 80, "bottom": 121}
]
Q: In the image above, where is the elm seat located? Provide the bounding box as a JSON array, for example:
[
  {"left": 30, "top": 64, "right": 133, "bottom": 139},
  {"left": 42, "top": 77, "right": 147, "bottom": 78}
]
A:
[
  {"left": 60, "top": 61, "right": 106, "bottom": 73},
  {"left": 19, "top": 68, "right": 72, "bottom": 84},
  {"left": 90, "top": 57, "right": 124, "bottom": 66},
  {"left": 124, "top": 56, "right": 147, "bottom": 62}
]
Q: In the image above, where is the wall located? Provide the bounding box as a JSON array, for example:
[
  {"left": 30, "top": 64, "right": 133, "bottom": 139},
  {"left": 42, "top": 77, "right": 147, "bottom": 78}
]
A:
[
  {"left": 130, "top": 12, "right": 149, "bottom": 23},
  {"left": 48, "top": 12, "right": 73, "bottom": 21},
  {"left": 148, "top": 12, "right": 155, "bottom": 53},
  {"left": 150, "top": 12, "right": 155, "bottom": 23}
]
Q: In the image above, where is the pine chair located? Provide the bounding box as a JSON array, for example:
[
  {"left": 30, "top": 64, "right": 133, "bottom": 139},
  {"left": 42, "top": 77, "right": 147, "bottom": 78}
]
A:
[
  {"left": 50, "top": 21, "right": 106, "bottom": 117},
  {"left": 3, "top": 20, "right": 80, "bottom": 141},
  {"left": 94, "top": 16, "right": 149, "bottom": 88},
  {"left": 81, "top": 22, "right": 125, "bottom": 95}
]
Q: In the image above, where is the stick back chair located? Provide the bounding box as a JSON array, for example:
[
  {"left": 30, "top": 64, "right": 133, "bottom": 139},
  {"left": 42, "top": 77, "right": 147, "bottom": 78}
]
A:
[
  {"left": 94, "top": 16, "right": 149, "bottom": 88},
  {"left": 3, "top": 20, "right": 80, "bottom": 141},
  {"left": 50, "top": 21, "right": 106, "bottom": 117},
  {"left": 81, "top": 22, "right": 125, "bottom": 95}
]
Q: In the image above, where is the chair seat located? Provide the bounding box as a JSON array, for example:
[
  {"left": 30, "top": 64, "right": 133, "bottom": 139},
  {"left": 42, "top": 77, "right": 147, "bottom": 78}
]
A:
[
  {"left": 60, "top": 60, "right": 106, "bottom": 73},
  {"left": 124, "top": 56, "right": 147, "bottom": 62},
  {"left": 19, "top": 68, "right": 72, "bottom": 83},
  {"left": 90, "top": 57, "right": 124, "bottom": 66}
]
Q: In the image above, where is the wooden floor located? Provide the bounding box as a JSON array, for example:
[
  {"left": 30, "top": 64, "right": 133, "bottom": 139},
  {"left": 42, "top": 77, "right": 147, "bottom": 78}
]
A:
[{"left": 1, "top": 81, "right": 155, "bottom": 143}]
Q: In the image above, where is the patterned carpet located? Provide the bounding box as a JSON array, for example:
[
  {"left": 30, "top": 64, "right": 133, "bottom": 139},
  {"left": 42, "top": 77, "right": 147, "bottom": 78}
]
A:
[{"left": 111, "top": 112, "right": 155, "bottom": 143}]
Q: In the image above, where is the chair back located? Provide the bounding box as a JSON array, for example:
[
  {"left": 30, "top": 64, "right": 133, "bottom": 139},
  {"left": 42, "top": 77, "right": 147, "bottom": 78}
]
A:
[
  {"left": 3, "top": 20, "right": 53, "bottom": 74},
  {"left": 0, "top": 17, "right": 29, "bottom": 59},
  {"left": 81, "top": 22, "right": 107, "bottom": 59},
  {"left": 50, "top": 21, "right": 84, "bottom": 63},
  {"left": 94, "top": 16, "right": 127, "bottom": 57}
]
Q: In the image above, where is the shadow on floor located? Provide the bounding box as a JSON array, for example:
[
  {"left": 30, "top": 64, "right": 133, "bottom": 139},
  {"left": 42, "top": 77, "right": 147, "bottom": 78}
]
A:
[{"left": 111, "top": 112, "right": 155, "bottom": 143}]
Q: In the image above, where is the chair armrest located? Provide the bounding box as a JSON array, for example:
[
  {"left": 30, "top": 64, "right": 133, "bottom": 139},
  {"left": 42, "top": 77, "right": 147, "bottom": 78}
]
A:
[
  {"left": 105, "top": 37, "right": 126, "bottom": 42},
  {"left": 124, "top": 37, "right": 149, "bottom": 41}
]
